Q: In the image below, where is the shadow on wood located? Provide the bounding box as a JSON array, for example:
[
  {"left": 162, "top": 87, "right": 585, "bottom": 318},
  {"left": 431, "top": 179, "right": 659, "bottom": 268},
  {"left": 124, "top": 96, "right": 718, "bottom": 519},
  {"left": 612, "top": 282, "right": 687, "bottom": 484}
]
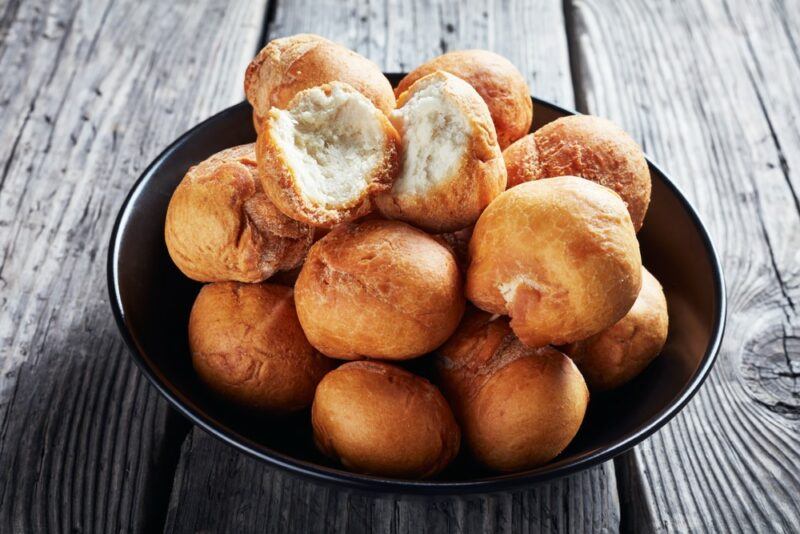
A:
[{"left": 164, "top": 428, "right": 620, "bottom": 534}]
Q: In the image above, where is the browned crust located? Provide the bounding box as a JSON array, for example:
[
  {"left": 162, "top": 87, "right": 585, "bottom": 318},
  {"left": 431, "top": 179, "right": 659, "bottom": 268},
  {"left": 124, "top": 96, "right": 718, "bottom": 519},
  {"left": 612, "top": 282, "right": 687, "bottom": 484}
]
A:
[
  {"left": 564, "top": 267, "right": 669, "bottom": 391},
  {"left": 435, "top": 309, "right": 588, "bottom": 471},
  {"left": 244, "top": 33, "right": 395, "bottom": 132},
  {"left": 188, "top": 282, "right": 335, "bottom": 414},
  {"left": 395, "top": 50, "right": 533, "bottom": 149},
  {"left": 374, "top": 71, "right": 506, "bottom": 233},
  {"left": 534, "top": 115, "right": 651, "bottom": 231},
  {"left": 164, "top": 143, "right": 314, "bottom": 282},
  {"left": 256, "top": 83, "right": 401, "bottom": 228},
  {"left": 465, "top": 176, "right": 642, "bottom": 347},
  {"left": 435, "top": 307, "right": 520, "bottom": 414},
  {"left": 294, "top": 219, "right": 465, "bottom": 360},
  {"left": 503, "top": 133, "right": 541, "bottom": 188},
  {"left": 311, "top": 361, "right": 460, "bottom": 478},
  {"left": 467, "top": 350, "right": 588, "bottom": 471}
]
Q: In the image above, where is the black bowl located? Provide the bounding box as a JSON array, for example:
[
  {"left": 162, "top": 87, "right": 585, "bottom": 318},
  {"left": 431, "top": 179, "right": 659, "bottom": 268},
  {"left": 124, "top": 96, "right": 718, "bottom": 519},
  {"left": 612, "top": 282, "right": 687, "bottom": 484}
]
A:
[{"left": 108, "top": 77, "right": 725, "bottom": 495}]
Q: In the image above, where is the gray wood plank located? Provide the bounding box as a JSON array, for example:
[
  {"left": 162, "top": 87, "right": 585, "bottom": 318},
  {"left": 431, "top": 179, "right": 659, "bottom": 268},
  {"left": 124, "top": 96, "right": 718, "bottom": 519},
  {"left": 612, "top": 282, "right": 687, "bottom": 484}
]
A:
[
  {"left": 0, "top": 0, "right": 269, "bottom": 531},
  {"left": 166, "top": 429, "right": 620, "bottom": 534},
  {"left": 266, "top": 0, "right": 575, "bottom": 107},
  {"left": 164, "top": 1, "right": 622, "bottom": 533},
  {"left": 566, "top": 0, "right": 800, "bottom": 531}
]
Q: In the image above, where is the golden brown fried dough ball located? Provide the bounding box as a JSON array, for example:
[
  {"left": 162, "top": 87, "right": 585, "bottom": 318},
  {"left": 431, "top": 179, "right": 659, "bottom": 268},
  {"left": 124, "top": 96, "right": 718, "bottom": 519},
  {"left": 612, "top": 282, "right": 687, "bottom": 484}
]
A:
[
  {"left": 189, "top": 282, "right": 335, "bottom": 414},
  {"left": 294, "top": 220, "right": 465, "bottom": 360},
  {"left": 502, "top": 133, "right": 541, "bottom": 188},
  {"left": 396, "top": 50, "right": 532, "bottom": 148},
  {"left": 466, "top": 177, "right": 642, "bottom": 347},
  {"left": 164, "top": 144, "right": 314, "bottom": 283},
  {"left": 375, "top": 71, "right": 506, "bottom": 232},
  {"left": 312, "top": 361, "right": 460, "bottom": 478},
  {"left": 245, "top": 34, "right": 395, "bottom": 132},
  {"left": 564, "top": 268, "right": 669, "bottom": 391},
  {"left": 534, "top": 115, "right": 651, "bottom": 230},
  {"left": 436, "top": 309, "right": 588, "bottom": 471}
]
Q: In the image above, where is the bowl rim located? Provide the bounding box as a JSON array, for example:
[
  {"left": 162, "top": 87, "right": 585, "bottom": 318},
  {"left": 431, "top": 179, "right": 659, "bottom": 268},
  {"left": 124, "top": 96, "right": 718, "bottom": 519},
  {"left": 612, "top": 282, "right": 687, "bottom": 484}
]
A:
[{"left": 107, "top": 95, "right": 727, "bottom": 495}]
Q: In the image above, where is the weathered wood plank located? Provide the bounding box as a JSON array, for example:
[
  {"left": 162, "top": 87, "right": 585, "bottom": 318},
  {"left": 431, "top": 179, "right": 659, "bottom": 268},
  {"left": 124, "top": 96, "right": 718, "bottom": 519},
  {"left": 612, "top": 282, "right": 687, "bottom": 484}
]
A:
[
  {"left": 164, "top": 2, "right": 622, "bottom": 533},
  {"left": 266, "top": 0, "right": 575, "bottom": 107},
  {"left": 0, "top": 0, "right": 269, "bottom": 531},
  {"left": 166, "top": 429, "right": 620, "bottom": 534},
  {"left": 566, "top": 0, "right": 800, "bottom": 531}
]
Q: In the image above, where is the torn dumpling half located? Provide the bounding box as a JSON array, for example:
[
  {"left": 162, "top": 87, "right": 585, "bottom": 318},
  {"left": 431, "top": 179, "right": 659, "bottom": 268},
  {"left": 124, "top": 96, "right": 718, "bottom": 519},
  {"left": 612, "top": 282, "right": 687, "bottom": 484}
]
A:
[
  {"left": 375, "top": 71, "right": 506, "bottom": 233},
  {"left": 256, "top": 82, "right": 401, "bottom": 228}
]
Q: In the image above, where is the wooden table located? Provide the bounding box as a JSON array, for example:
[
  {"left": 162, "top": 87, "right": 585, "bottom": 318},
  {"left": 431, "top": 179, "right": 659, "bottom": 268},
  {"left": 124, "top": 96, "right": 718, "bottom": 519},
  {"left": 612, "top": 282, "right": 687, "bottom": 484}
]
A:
[{"left": 1, "top": 0, "right": 798, "bottom": 532}]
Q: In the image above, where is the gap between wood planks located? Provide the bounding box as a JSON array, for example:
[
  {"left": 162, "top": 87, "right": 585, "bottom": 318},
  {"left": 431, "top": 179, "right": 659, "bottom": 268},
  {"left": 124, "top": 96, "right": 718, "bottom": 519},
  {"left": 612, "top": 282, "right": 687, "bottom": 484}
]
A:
[
  {"left": 137, "top": 3, "right": 281, "bottom": 531},
  {"left": 561, "top": 1, "right": 644, "bottom": 532},
  {"left": 562, "top": 0, "right": 589, "bottom": 114},
  {"left": 145, "top": 2, "right": 282, "bottom": 531},
  {"left": 0, "top": 0, "right": 268, "bottom": 532},
  {"left": 564, "top": 0, "right": 800, "bottom": 532}
]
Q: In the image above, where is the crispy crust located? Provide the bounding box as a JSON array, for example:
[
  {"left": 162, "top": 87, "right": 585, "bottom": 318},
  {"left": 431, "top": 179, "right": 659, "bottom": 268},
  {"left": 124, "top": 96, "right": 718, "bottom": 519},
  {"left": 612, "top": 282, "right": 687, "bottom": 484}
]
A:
[
  {"left": 396, "top": 50, "right": 533, "bottom": 149},
  {"left": 503, "top": 133, "right": 541, "bottom": 188},
  {"left": 294, "top": 220, "right": 465, "bottom": 360},
  {"left": 256, "top": 82, "right": 401, "bottom": 228},
  {"left": 188, "top": 282, "right": 335, "bottom": 414},
  {"left": 534, "top": 115, "right": 651, "bottom": 231},
  {"left": 564, "top": 267, "right": 669, "bottom": 391},
  {"left": 244, "top": 34, "right": 395, "bottom": 132},
  {"left": 311, "top": 361, "right": 460, "bottom": 478},
  {"left": 435, "top": 309, "right": 588, "bottom": 472},
  {"left": 375, "top": 71, "right": 506, "bottom": 233},
  {"left": 164, "top": 144, "right": 314, "bottom": 282},
  {"left": 466, "top": 176, "right": 642, "bottom": 347}
]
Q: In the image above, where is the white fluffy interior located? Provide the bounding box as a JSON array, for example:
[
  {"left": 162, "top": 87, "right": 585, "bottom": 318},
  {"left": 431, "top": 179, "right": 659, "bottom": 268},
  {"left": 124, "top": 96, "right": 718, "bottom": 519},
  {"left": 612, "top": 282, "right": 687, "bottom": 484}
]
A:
[
  {"left": 271, "top": 85, "right": 383, "bottom": 207},
  {"left": 390, "top": 79, "right": 469, "bottom": 196},
  {"left": 497, "top": 275, "right": 537, "bottom": 307}
]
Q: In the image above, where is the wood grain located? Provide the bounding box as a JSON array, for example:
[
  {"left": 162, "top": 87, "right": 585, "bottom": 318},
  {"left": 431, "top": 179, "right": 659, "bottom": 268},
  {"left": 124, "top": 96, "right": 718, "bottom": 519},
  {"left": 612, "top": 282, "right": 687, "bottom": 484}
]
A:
[
  {"left": 266, "top": 0, "right": 575, "bottom": 106},
  {"left": 0, "top": 0, "right": 268, "bottom": 531},
  {"left": 566, "top": 0, "right": 800, "bottom": 531},
  {"left": 163, "top": 1, "right": 622, "bottom": 533},
  {"left": 165, "top": 430, "right": 620, "bottom": 534}
]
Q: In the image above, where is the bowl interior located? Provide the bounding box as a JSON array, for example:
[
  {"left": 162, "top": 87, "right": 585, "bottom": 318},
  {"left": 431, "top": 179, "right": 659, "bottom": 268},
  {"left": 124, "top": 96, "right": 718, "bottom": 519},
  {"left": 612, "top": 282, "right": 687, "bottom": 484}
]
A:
[{"left": 109, "top": 84, "right": 724, "bottom": 493}]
